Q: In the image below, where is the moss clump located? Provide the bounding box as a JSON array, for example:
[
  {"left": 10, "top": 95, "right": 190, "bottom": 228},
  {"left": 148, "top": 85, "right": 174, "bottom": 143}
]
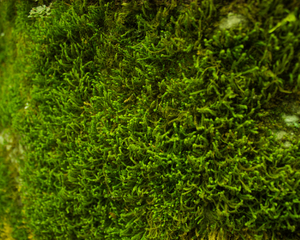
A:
[{"left": 1, "top": 0, "right": 300, "bottom": 239}]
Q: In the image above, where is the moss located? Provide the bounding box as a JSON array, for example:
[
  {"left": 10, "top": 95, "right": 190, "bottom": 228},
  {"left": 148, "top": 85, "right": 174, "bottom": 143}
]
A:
[{"left": 1, "top": 0, "right": 300, "bottom": 239}]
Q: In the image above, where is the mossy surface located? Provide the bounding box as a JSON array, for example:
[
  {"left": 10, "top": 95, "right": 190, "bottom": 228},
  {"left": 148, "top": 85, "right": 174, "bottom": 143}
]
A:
[{"left": 1, "top": 0, "right": 300, "bottom": 239}]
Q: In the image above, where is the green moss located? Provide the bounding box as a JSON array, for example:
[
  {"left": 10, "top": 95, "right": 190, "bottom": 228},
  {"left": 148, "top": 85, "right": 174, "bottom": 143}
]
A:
[{"left": 1, "top": 0, "right": 300, "bottom": 239}]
